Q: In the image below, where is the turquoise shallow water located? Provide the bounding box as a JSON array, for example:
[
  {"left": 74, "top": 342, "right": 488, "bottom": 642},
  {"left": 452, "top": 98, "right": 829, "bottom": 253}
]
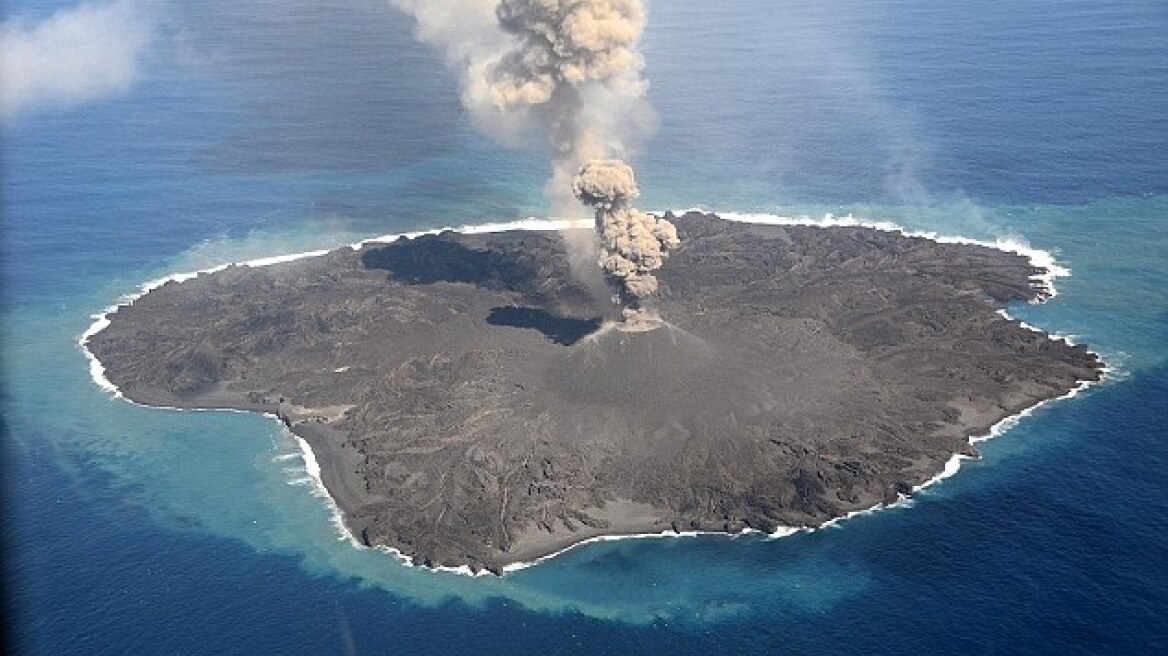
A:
[{"left": 4, "top": 0, "right": 1167, "bottom": 653}]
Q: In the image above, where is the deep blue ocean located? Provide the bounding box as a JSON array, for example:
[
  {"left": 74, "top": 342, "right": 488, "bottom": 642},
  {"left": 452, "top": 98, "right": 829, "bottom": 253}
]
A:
[{"left": 4, "top": 1, "right": 1167, "bottom": 653}]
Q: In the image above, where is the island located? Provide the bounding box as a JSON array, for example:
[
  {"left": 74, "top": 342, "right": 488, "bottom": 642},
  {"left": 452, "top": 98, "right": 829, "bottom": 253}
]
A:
[{"left": 86, "top": 212, "right": 1103, "bottom": 573}]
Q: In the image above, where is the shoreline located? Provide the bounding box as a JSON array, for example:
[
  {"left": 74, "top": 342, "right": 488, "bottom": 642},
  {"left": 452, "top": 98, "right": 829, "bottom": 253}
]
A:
[
  {"left": 493, "top": 360, "right": 1110, "bottom": 577},
  {"left": 77, "top": 208, "right": 1073, "bottom": 400},
  {"left": 77, "top": 211, "right": 1107, "bottom": 576}
]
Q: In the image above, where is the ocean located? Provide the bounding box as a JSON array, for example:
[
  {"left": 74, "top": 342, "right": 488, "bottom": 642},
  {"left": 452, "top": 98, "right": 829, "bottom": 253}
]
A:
[{"left": 3, "top": 0, "right": 1167, "bottom": 653}]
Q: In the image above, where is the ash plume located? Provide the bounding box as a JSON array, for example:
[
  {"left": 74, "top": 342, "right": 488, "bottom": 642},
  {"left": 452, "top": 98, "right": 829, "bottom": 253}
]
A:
[
  {"left": 573, "top": 159, "right": 678, "bottom": 301},
  {"left": 389, "top": 0, "right": 677, "bottom": 307}
]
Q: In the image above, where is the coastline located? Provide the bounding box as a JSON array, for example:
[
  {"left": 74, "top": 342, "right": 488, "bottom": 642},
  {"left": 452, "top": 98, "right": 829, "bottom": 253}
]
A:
[
  {"left": 302, "top": 359, "right": 1108, "bottom": 577},
  {"left": 78, "top": 209, "right": 1073, "bottom": 400},
  {"left": 77, "top": 211, "right": 1108, "bottom": 576}
]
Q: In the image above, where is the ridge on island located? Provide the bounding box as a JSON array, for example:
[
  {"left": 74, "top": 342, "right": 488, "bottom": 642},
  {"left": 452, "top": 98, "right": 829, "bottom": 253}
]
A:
[{"left": 86, "top": 212, "right": 1103, "bottom": 573}]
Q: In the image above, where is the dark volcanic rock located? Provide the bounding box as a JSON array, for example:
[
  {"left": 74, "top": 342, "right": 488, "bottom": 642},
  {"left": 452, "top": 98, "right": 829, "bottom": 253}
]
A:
[{"left": 87, "top": 213, "right": 1103, "bottom": 572}]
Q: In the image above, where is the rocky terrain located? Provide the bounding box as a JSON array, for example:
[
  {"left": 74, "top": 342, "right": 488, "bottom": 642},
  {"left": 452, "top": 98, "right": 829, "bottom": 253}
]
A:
[{"left": 87, "top": 212, "right": 1103, "bottom": 572}]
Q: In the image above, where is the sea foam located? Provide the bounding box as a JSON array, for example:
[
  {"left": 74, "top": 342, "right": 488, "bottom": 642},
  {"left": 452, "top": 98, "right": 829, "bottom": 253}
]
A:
[{"left": 708, "top": 209, "right": 1070, "bottom": 300}]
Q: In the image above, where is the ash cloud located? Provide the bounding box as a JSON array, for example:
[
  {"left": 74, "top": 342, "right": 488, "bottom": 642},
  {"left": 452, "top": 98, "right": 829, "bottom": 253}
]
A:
[
  {"left": 389, "top": 0, "right": 675, "bottom": 306},
  {"left": 573, "top": 160, "right": 677, "bottom": 301}
]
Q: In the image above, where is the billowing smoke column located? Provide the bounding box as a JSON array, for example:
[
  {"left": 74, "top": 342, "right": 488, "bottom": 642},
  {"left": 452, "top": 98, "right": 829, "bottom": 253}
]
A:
[
  {"left": 388, "top": 0, "right": 680, "bottom": 308},
  {"left": 573, "top": 160, "right": 678, "bottom": 301},
  {"left": 490, "top": 0, "right": 644, "bottom": 108}
]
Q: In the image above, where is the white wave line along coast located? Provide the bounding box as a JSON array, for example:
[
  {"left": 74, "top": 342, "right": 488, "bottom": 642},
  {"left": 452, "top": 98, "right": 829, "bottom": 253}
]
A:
[{"left": 77, "top": 210, "right": 1105, "bottom": 576}]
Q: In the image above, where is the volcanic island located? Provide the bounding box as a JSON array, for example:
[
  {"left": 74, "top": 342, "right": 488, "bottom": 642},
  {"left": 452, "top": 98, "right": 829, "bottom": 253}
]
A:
[{"left": 86, "top": 212, "right": 1102, "bottom": 573}]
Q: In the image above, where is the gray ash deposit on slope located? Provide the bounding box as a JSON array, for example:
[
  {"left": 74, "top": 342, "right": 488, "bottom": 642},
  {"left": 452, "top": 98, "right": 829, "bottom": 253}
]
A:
[{"left": 87, "top": 213, "right": 1102, "bottom": 573}]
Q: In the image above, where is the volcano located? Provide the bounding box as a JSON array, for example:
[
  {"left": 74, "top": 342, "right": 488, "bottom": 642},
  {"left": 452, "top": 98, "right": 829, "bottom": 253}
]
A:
[{"left": 86, "top": 212, "right": 1102, "bottom": 572}]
